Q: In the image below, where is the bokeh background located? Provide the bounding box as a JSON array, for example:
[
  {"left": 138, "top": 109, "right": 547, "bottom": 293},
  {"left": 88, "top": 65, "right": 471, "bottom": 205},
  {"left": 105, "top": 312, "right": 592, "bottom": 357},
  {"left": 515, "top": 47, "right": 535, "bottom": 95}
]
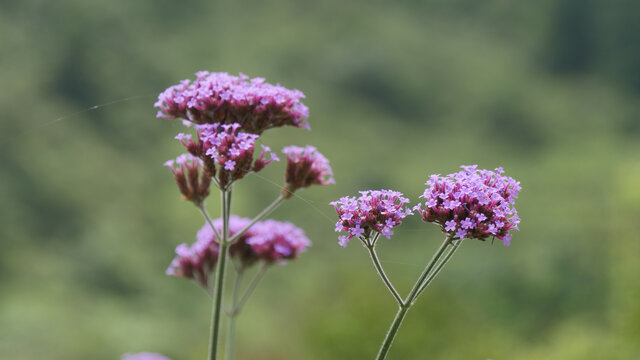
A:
[{"left": 1, "top": 0, "right": 639, "bottom": 359}]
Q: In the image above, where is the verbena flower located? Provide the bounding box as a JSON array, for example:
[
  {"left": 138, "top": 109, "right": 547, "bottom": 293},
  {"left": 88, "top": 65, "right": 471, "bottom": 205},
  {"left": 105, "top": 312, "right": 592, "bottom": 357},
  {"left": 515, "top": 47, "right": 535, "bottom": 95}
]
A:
[
  {"left": 167, "top": 217, "right": 310, "bottom": 284},
  {"left": 164, "top": 153, "right": 211, "bottom": 204},
  {"left": 121, "top": 352, "right": 171, "bottom": 360},
  {"left": 165, "top": 234, "right": 219, "bottom": 288},
  {"left": 414, "top": 165, "right": 521, "bottom": 245},
  {"left": 246, "top": 219, "right": 311, "bottom": 263},
  {"left": 175, "top": 123, "right": 278, "bottom": 189},
  {"left": 166, "top": 216, "right": 253, "bottom": 287},
  {"left": 282, "top": 145, "right": 334, "bottom": 197},
  {"left": 154, "top": 71, "right": 309, "bottom": 134},
  {"left": 330, "top": 190, "right": 413, "bottom": 247}
]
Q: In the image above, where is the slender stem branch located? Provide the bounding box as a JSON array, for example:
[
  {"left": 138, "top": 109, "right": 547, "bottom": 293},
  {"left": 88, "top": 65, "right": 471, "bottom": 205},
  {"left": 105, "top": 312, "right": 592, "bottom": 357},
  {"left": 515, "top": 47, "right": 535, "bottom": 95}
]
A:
[
  {"left": 366, "top": 238, "right": 404, "bottom": 307},
  {"left": 208, "top": 188, "right": 233, "bottom": 360},
  {"left": 225, "top": 268, "right": 244, "bottom": 360},
  {"left": 370, "top": 233, "right": 379, "bottom": 247},
  {"left": 374, "top": 234, "right": 453, "bottom": 360},
  {"left": 198, "top": 203, "right": 223, "bottom": 242},
  {"left": 223, "top": 262, "right": 268, "bottom": 360},
  {"left": 228, "top": 195, "right": 286, "bottom": 244},
  {"left": 415, "top": 239, "right": 463, "bottom": 300},
  {"left": 232, "top": 262, "right": 268, "bottom": 316},
  {"left": 376, "top": 305, "right": 410, "bottom": 359},
  {"left": 404, "top": 234, "right": 453, "bottom": 305}
]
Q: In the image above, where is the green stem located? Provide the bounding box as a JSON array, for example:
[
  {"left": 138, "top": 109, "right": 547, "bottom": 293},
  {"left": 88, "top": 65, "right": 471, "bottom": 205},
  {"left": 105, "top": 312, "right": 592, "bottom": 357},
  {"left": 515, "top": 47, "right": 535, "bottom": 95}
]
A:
[
  {"left": 197, "top": 204, "right": 223, "bottom": 244},
  {"left": 225, "top": 268, "right": 243, "bottom": 360},
  {"left": 374, "top": 234, "right": 453, "bottom": 360},
  {"left": 375, "top": 305, "right": 410, "bottom": 360},
  {"left": 208, "top": 188, "right": 233, "bottom": 360},
  {"left": 404, "top": 234, "right": 453, "bottom": 305},
  {"left": 366, "top": 236, "right": 404, "bottom": 307},
  {"left": 414, "top": 239, "right": 463, "bottom": 301},
  {"left": 232, "top": 262, "right": 268, "bottom": 316},
  {"left": 228, "top": 195, "right": 286, "bottom": 244}
]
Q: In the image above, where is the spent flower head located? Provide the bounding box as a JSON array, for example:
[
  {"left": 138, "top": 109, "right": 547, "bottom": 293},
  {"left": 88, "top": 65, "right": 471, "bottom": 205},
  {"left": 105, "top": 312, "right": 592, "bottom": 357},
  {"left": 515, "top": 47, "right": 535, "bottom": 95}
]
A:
[
  {"left": 414, "top": 165, "right": 521, "bottom": 245},
  {"left": 282, "top": 145, "right": 334, "bottom": 197},
  {"left": 164, "top": 153, "right": 211, "bottom": 204},
  {"left": 155, "top": 71, "right": 309, "bottom": 133},
  {"left": 330, "top": 190, "right": 413, "bottom": 247}
]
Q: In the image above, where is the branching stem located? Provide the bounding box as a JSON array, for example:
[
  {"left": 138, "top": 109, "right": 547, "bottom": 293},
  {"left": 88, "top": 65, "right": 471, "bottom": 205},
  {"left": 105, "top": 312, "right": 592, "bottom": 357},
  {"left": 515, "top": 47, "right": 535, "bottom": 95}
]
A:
[
  {"left": 414, "top": 239, "right": 463, "bottom": 301},
  {"left": 227, "top": 195, "right": 286, "bottom": 244},
  {"left": 208, "top": 188, "right": 233, "bottom": 360},
  {"left": 231, "top": 262, "right": 268, "bottom": 316},
  {"left": 374, "top": 234, "right": 456, "bottom": 360},
  {"left": 197, "top": 203, "right": 222, "bottom": 242},
  {"left": 365, "top": 234, "right": 404, "bottom": 307}
]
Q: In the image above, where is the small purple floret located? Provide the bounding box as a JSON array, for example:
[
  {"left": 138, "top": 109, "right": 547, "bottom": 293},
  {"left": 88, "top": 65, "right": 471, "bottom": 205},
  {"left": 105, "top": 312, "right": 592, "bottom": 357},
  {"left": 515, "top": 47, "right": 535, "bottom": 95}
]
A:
[
  {"left": 415, "top": 165, "right": 521, "bottom": 245},
  {"left": 166, "top": 215, "right": 252, "bottom": 287},
  {"left": 167, "top": 216, "right": 311, "bottom": 285},
  {"left": 282, "top": 145, "right": 334, "bottom": 197},
  {"left": 246, "top": 220, "right": 311, "bottom": 263},
  {"left": 330, "top": 190, "right": 413, "bottom": 247},
  {"left": 155, "top": 71, "right": 309, "bottom": 134},
  {"left": 164, "top": 153, "right": 211, "bottom": 204},
  {"left": 180, "top": 123, "right": 279, "bottom": 189}
]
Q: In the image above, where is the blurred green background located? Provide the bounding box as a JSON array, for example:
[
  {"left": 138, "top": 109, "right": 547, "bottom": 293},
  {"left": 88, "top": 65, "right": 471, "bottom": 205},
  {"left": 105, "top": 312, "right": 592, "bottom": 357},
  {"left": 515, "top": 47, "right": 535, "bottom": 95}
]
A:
[{"left": 1, "top": 0, "right": 639, "bottom": 359}]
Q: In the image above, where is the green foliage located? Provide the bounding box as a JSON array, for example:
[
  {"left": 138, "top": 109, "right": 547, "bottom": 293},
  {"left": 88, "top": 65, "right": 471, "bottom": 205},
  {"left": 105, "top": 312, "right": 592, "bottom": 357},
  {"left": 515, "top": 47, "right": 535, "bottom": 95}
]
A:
[{"left": 1, "top": 0, "right": 639, "bottom": 359}]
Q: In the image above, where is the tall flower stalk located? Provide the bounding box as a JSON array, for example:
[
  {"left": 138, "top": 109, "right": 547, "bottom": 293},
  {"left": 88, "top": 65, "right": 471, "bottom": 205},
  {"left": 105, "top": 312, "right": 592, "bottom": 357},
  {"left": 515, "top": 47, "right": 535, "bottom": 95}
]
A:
[
  {"left": 155, "top": 72, "right": 333, "bottom": 360},
  {"left": 208, "top": 188, "right": 232, "bottom": 360},
  {"left": 330, "top": 166, "right": 521, "bottom": 359}
]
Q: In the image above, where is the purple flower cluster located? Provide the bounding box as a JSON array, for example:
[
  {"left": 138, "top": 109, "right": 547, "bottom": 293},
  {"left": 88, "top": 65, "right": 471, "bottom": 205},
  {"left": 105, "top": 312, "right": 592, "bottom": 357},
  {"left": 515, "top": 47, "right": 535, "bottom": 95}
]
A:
[
  {"left": 167, "top": 215, "right": 255, "bottom": 286},
  {"left": 167, "top": 216, "right": 310, "bottom": 286},
  {"left": 163, "top": 153, "right": 211, "bottom": 204},
  {"left": 414, "top": 165, "right": 521, "bottom": 245},
  {"left": 245, "top": 220, "right": 311, "bottom": 263},
  {"left": 165, "top": 216, "right": 226, "bottom": 287},
  {"left": 154, "top": 71, "right": 309, "bottom": 134},
  {"left": 330, "top": 190, "right": 413, "bottom": 247},
  {"left": 282, "top": 145, "right": 334, "bottom": 197},
  {"left": 175, "top": 123, "right": 278, "bottom": 189},
  {"left": 121, "top": 353, "right": 171, "bottom": 360}
]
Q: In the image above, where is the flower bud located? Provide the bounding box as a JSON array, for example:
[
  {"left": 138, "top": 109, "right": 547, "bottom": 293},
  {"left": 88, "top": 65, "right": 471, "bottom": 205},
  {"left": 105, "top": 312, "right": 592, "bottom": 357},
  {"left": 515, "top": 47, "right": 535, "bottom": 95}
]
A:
[
  {"left": 282, "top": 145, "right": 334, "bottom": 198},
  {"left": 164, "top": 153, "right": 211, "bottom": 205}
]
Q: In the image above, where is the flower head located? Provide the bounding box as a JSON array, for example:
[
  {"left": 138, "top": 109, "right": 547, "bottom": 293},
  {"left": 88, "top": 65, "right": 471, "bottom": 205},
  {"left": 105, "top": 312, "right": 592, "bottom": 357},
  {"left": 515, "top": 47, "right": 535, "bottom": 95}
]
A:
[
  {"left": 246, "top": 220, "right": 311, "bottom": 263},
  {"left": 282, "top": 145, "right": 334, "bottom": 197},
  {"left": 167, "top": 216, "right": 310, "bottom": 284},
  {"left": 166, "top": 216, "right": 254, "bottom": 287},
  {"left": 415, "top": 165, "right": 521, "bottom": 245},
  {"left": 177, "top": 123, "right": 279, "bottom": 189},
  {"left": 121, "top": 353, "right": 171, "bottom": 360},
  {"left": 330, "top": 190, "right": 413, "bottom": 247},
  {"left": 164, "top": 153, "right": 211, "bottom": 204},
  {"left": 155, "top": 72, "right": 309, "bottom": 134}
]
